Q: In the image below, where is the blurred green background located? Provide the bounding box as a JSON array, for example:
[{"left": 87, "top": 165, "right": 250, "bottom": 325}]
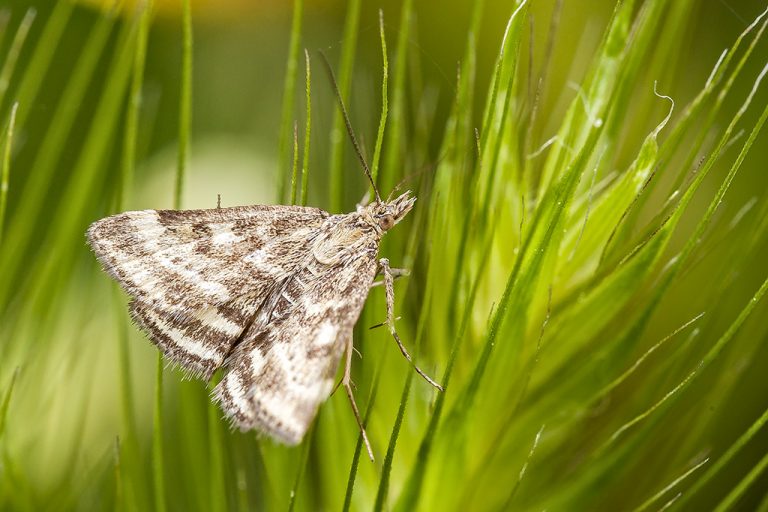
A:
[{"left": 0, "top": 0, "right": 767, "bottom": 510}]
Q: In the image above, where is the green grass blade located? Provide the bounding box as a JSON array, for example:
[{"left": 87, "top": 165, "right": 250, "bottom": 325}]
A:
[
  {"left": 175, "top": 0, "right": 193, "bottom": 211},
  {"left": 9, "top": 0, "right": 73, "bottom": 130},
  {"left": 0, "top": 8, "right": 35, "bottom": 108},
  {"left": 328, "top": 0, "right": 360, "bottom": 212},
  {"left": 290, "top": 121, "right": 299, "bottom": 205},
  {"left": 0, "top": 101, "right": 17, "bottom": 246},
  {"left": 369, "top": 9, "right": 388, "bottom": 186},
  {"left": 380, "top": 0, "right": 412, "bottom": 194},
  {"left": 300, "top": 49, "right": 311, "bottom": 207},
  {"left": 713, "top": 450, "right": 768, "bottom": 512},
  {"left": 152, "top": 354, "right": 166, "bottom": 512},
  {"left": 277, "top": 0, "right": 303, "bottom": 204},
  {"left": 342, "top": 345, "right": 387, "bottom": 512},
  {"left": 632, "top": 458, "right": 709, "bottom": 512},
  {"left": 0, "top": 367, "right": 19, "bottom": 441},
  {"left": 675, "top": 407, "right": 768, "bottom": 510},
  {"left": 0, "top": 6, "right": 120, "bottom": 309}
]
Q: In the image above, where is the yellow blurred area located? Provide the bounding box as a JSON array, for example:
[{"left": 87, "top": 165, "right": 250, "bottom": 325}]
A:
[{"left": 75, "top": 0, "right": 288, "bottom": 20}]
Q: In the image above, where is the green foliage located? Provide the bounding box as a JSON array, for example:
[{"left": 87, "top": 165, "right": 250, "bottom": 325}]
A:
[{"left": 1, "top": 1, "right": 767, "bottom": 510}]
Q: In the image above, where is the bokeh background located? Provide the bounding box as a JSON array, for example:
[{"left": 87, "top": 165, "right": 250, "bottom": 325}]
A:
[{"left": 0, "top": 0, "right": 767, "bottom": 510}]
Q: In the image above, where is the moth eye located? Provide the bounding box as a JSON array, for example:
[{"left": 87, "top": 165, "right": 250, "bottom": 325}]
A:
[{"left": 378, "top": 215, "right": 395, "bottom": 230}]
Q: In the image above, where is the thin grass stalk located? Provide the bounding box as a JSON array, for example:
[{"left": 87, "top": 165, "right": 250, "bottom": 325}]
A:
[
  {"left": 395, "top": 222, "right": 496, "bottom": 511},
  {"left": 152, "top": 353, "right": 166, "bottom": 512},
  {"left": 300, "top": 49, "right": 311, "bottom": 206},
  {"left": 0, "top": 367, "right": 19, "bottom": 441},
  {"left": 6, "top": 0, "right": 72, "bottom": 131},
  {"left": 369, "top": 9, "right": 388, "bottom": 185},
  {"left": 115, "top": 3, "right": 152, "bottom": 471},
  {"left": 277, "top": 0, "right": 303, "bottom": 203},
  {"left": 342, "top": 344, "right": 388, "bottom": 512},
  {"left": 380, "top": 0, "right": 412, "bottom": 194},
  {"left": 0, "top": 102, "right": 17, "bottom": 246},
  {"left": 0, "top": 8, "right": 36, "bottom": 109},
  {"left": 22, "top": 15, "right": 139, "bottom": 321},
  {"left": 287, "top": 423, "right": 313, "bottom": 512},
  {"left": 175, "top": 0, "right": 192, "bottom": 210},
  {"left": 0, "top": 6, "right": 118, "bottom": 310},
  {"left": 374, "top": 185, "right": 440, "bottom": 510},
  {"left": 713, "top": 445, "right": 768, "bottom": 511},
  {"left": 290, "top": 121, "right": 299, "bottom": 205},
  {"left": 328, "top": 0, "right": 361, "bottom": 212},
  {"left": 153, "top": 2, "right": 192, "bottom": 510},
  {"left": 675, "top": 407, "right": 768, "bottom": 510}
]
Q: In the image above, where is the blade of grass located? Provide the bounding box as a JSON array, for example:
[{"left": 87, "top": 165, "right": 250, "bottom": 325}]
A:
[
  {"left": 374, "top": 367, "right": 412, "bottom": 512},
  {"left": 674, "top": 407, "right": 768, "bottom": 510},
  {"left": 277, "top": 0, "right": 303, "bottom": 203},
  {"left": 153, "top": 2, "right": 193, "bottom": 510},
  {"left": 632, "top": 457, "right": 709, "bottom": 512},
  {"left": 111, "top": 8, "right": 153, "bottom": 508},
  {"left": 290, "top": 121, "right": 299, "bottom": 205},
  {"left": 20, "top": 12, "right": 140, "bottom": 318},
  {"left": 0, "top": 5, "right": 120, "bottom": 310},
  {"left": 713, "top": 450, "right": 768, "bottom": 512},
  {"left": 300, "top": 49, "right": 311, "bottom": 206},
  {"left": 8, "top": 0, "right": 73, "bottom": 131},
  {"left": 394, "top": 214, "right": 496, "bottom": 512},
  {"left": 369, "top": 9, "right": 388, "bottom": 185},
  {"left": 0, "top": 367, "right": 19, "bottom": 441},
  {"left": 0, "top": 8, "right": 35, "bottom": 109},
  {"left": 599, "top": 270, "right": 768, "bottom": 454},
  {"left": 380, "top": 0, "right": 413, "bottom": 194},
  {"left": 175, "top": 0, "right": 192, "bottom": 210},
  {"left": 286, "top": 423, "right": 313, "bottom": 512},
  {"left": 0, "top": 101, "right": 17, "bottom": 246},
  {"left": 152, "top": 354, "right": 166, "bottom": 512},
  {"left": 342, "top": 343, "right": 388, "bottom": 512},
  {"left": 328, "top": 0, "right": 360, "bottom": 212}
]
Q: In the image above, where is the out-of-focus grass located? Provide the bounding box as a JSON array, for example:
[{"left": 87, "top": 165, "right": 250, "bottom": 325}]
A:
[{"left": 1, "top": 0, "right": 768, "bottom": 510}]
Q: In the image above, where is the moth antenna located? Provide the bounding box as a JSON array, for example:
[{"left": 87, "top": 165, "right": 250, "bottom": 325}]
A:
[{"left": 319, "top": 50, "right": 382, "bottom": 203}]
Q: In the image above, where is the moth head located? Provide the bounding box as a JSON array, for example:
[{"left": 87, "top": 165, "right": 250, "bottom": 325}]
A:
[{"left": 371, "top": 191, "right": 416, "bottom": 232}]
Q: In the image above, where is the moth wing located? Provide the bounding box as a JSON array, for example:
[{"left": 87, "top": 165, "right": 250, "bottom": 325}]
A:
[
  {"left": 214, "top": 230, "right": 380, "bottom": 444},
  {"left": 87, "top": 205, "right": 329, "bottom": 378}
]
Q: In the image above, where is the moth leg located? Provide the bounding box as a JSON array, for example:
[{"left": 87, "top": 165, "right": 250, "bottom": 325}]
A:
[
  {"left": 379, "top": 258, "right": 444, "bottom": 391},
  {"left": 342, "top": 334, "right": 375, "bottom": 461}
]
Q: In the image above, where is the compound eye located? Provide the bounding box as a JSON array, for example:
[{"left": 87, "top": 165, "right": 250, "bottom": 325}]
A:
[{"left": 378, "top": 214, "right": 395, "bottom": 230}]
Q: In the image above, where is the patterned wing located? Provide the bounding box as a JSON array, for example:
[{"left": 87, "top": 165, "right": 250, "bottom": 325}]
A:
[
  {"left": 214, "top": 215, "right": 380, "bottom": 444},
  {"left": 87, "top": 205, "right": 328, "bottom": 379}
]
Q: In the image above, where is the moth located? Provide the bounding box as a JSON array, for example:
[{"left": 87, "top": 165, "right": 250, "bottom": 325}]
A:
[{"left": 86, "top": 61, "right": 440, "bottom": 460}]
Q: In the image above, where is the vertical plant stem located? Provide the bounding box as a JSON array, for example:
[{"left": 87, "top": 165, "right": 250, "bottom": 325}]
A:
[
  {"left": 0, "top": 102, "right": 18, "bottom": 246},
  {"left": 370, "top": 9, "right": 388, "bottom": 184},
  {"left": 116, "top": 0, "right": 152, "bottom": 448},
  {"left": 0, "top": 8, "right": 36, "bottom": 108},
  {"left": 290, "top": 121, "right": 299, "bottom": 205},
  {"left": 0, "top": 367, "right": 19, "bottom": 441},
  {"left": 287, "top": 424, "right": 313, "bottom": 512},
  {"left": 328, "top": 0, "right": 361, "bottom": 212},
  {"left": 175, "top": 0, "right": 193, "bottom": 211},
  {"left": 381, "top": 0, "right": 413, "bottom": 193},
  {"left": 154, "top": 2, "right": 192, "bottom": 511},
  {"left": 277, "top": 0, "right": 303, "bottom": 203},
  {"left": 207, "top": 401, "right": 226, "bottom": 512},
  {"left": 152, "top": 353, "right": 166, "bottom": 512},
  {"left": 300, "top": 49, "right": 311, "bottom": 206}
]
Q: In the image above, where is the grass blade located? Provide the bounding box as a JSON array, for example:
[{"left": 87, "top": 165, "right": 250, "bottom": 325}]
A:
[
  {"left": 277, "top": 0, "right": 303, "bottom": 203},
  {"left": 0, "top": 102, "right": 17, "bottom": 246}
]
